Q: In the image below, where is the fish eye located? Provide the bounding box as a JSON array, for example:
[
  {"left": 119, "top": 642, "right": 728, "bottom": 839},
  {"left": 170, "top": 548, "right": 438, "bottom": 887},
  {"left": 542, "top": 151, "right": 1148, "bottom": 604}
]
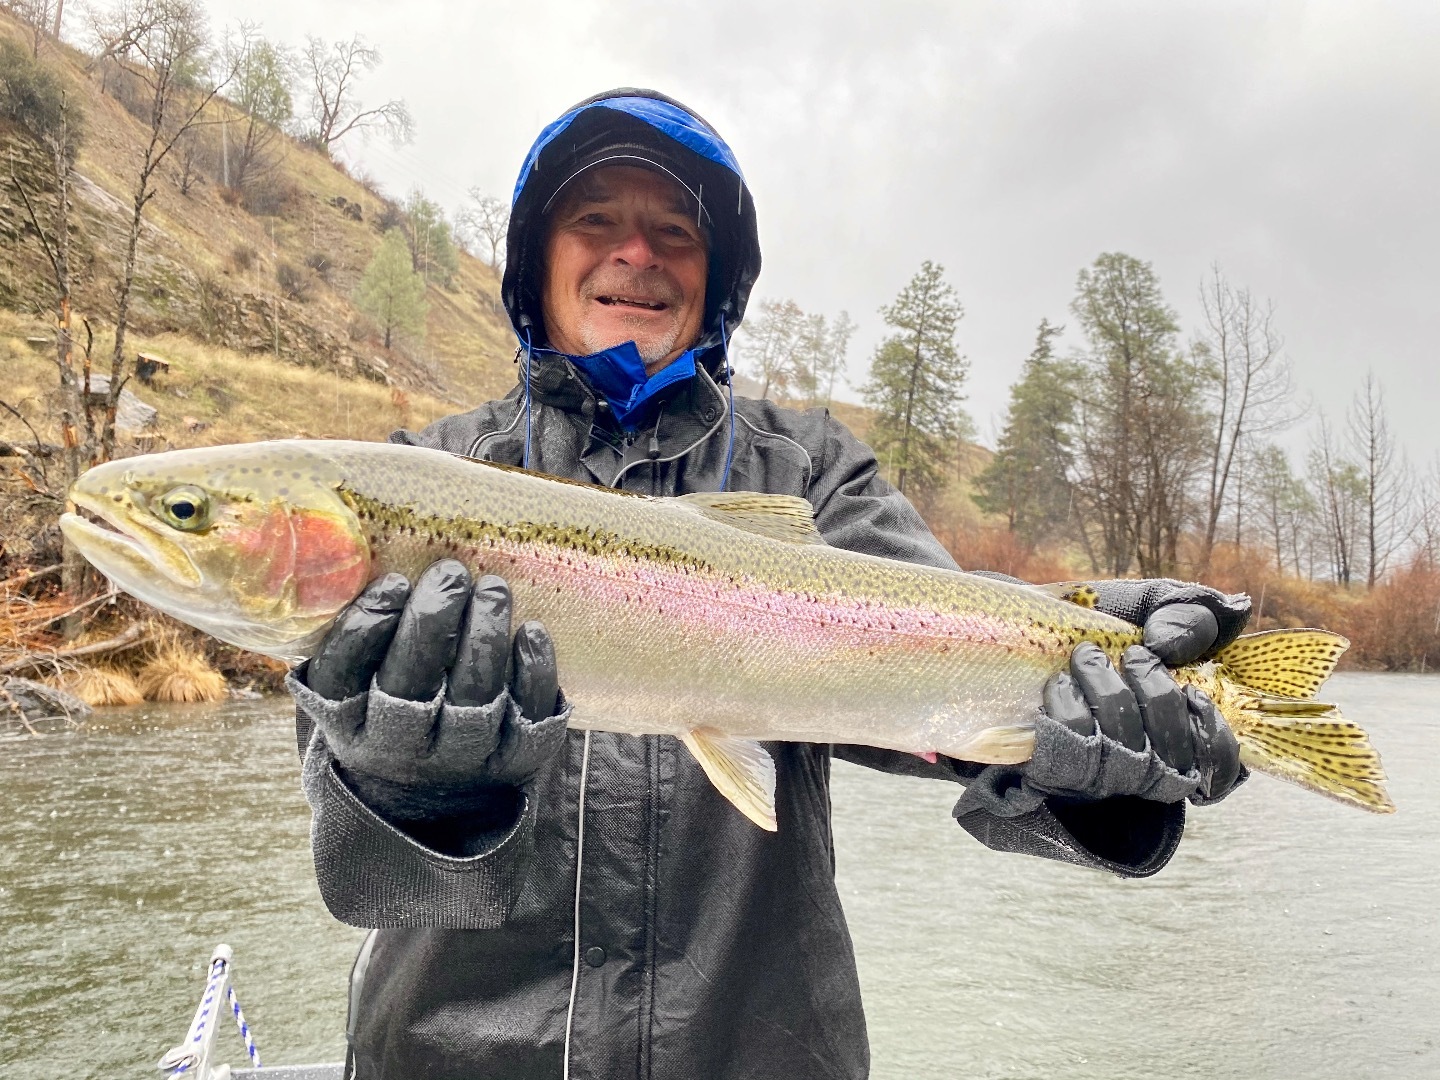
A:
[{"left": 156, "top": 486, "right": 211, "bottom": 531}]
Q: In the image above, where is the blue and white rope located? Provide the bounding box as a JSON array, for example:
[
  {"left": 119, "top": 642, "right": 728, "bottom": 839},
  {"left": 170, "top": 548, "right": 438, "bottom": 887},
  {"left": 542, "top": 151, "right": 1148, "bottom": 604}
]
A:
[
  {"left": 165, "top": 955, "right": 261, "bottom": 1075},
  {"left": 227, "top": 983, "right": 261, "bottom": 1068}
]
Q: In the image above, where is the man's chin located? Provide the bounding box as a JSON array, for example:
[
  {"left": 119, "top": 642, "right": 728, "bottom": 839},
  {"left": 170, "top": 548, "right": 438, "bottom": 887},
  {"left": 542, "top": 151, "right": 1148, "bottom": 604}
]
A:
[{"left": 582, "top": 322, "right": 682, "bottom": 367}]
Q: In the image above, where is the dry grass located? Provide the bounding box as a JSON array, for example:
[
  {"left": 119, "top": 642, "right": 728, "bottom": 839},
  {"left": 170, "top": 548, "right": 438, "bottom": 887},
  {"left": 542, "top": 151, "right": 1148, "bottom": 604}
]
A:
[
  {"left": 136, "top": 642, "right": 227, "bottom": 703},
  {"left": 56, "top": 664, "right": 145, "bottom": 706},
  {"left": 0, "top": 309, "right": 460, "bottom": 451}
]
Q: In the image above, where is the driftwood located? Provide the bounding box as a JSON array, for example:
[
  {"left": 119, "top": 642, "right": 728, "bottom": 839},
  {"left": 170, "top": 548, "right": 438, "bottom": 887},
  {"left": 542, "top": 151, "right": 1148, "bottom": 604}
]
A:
[
  {"left": 21, "top": 589, "right": 119, "bottom": 632},
  {"left": 0, "top": 621, "right": 150, "bottom": 675}
]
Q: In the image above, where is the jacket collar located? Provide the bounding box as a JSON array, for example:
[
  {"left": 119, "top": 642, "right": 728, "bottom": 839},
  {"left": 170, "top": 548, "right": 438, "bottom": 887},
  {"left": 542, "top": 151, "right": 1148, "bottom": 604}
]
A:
[{"left": 523, "top": 349, "right": 730, "bottom": 489}]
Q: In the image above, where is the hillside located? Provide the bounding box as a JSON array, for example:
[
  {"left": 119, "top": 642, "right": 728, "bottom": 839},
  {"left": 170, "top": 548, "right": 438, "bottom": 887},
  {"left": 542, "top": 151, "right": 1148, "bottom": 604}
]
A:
[{"left": 0, "top": 12, "right": 518, "bottom": 407}]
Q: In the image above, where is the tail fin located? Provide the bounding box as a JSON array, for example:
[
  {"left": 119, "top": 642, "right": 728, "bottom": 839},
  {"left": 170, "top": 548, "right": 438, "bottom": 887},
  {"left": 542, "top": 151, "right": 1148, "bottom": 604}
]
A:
[
  {"left": 1213, "top": 629, "right": 1394, "bottom": 814},
  {"left": 1214, "top": 628, "right": 1348, "bottom": 698},
  {"left": 1230, "top": 700, "right": 1394, "bottom": 813}
]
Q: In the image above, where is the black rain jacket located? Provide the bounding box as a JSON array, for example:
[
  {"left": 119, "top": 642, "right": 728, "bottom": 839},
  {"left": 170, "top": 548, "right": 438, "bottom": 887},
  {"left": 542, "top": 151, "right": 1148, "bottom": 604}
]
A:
[{"left": 295, "top": 358, "right": 1185, "bottom": 1080}]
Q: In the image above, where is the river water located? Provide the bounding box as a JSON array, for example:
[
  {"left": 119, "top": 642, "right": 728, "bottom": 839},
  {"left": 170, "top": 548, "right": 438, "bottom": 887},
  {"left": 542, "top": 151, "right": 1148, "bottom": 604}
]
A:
[{"left": 1, "top": 673, "right": 1436, "bottom": 1078}]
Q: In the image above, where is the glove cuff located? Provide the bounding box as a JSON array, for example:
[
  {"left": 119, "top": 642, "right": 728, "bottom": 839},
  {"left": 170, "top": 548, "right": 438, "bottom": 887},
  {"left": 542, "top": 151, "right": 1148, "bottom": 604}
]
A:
[{"left": 953, "top": 712, "right": 1202, "bottom": 821}]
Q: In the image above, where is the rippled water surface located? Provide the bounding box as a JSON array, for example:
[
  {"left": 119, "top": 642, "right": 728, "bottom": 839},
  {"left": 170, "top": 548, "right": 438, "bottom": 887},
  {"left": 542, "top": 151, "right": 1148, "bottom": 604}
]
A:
[{"left": 1, "top": 673, "right": 1436, "bottom": 1078}]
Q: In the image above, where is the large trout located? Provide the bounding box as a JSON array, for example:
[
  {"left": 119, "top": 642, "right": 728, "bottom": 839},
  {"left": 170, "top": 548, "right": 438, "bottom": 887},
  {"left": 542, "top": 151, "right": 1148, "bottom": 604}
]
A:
[{"left": 59, "top": 440, "right": 1392, "bottom": 829}]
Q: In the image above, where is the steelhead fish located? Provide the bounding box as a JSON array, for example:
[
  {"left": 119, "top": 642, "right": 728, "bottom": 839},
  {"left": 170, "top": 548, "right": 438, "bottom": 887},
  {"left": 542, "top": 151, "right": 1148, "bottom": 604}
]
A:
[{"left": 59, "top": 440, "right": 1393, "bottom": 829}]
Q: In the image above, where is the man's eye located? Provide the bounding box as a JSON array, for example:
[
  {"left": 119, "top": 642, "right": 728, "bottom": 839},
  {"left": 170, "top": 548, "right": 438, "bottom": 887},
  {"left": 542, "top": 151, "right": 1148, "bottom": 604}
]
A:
[{"left": 578, "top": 213, "right": 612, "bottom": 227}]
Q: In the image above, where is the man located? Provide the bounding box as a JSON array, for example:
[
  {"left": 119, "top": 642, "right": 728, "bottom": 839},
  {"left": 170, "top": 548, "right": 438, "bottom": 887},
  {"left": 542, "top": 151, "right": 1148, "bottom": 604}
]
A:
[{"left": 289, "top": 89, "right": 1250, "bottom": 1079}]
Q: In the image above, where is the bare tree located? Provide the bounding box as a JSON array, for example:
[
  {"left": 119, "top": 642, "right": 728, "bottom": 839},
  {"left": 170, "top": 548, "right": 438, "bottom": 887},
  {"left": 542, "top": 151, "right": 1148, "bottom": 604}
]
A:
[
  {"left": 739, "top": 299, "right": 807, "bottom": 400},
  {"left": 1308, "top": 416, "right": 1366, "bottom": 586},
  {"left": 93, "top": 0, "right": 234, "bottom": 461},
  {"left": 1347, "top": 373, "right": 1411, "bottom": 588},
  {"left": 4, "top": 0, "right": 58, "bottom": 57},
  {"left": 818, "top": 310, "right": 855, "bottom": 408},
  {"left": 1251, "top": 442, "right": 1315, "bottom": 575},
  {"left": 218, "top": 22, "right": 293, "bottom": 194},
  {"left": 2, "top": 37, "right": 92, "bottom": 625},
  {"left": 1194, "top": 265, "right": 1299, "bottom": 574},
  {"left": 1416, "top": 458, "right": 1440, "bottom": 569},
  {"left": 456, "top": 188, "right": 509, "bottom": 272},
  {"left": 300, "top": 34, "right": 412, "bottom": 152}
]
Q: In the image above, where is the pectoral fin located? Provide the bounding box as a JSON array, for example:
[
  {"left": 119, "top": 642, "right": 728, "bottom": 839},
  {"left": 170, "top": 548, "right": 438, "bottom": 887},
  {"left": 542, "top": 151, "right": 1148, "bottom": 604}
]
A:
[{"left": 680, "top": 728, "right": 778, "bottom": 831}]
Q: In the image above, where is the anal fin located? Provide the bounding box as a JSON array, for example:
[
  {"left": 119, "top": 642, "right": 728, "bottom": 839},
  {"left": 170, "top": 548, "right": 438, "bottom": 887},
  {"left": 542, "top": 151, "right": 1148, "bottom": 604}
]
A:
[{"left": 680, "top": 729, "right": 778, "bottom": 831}]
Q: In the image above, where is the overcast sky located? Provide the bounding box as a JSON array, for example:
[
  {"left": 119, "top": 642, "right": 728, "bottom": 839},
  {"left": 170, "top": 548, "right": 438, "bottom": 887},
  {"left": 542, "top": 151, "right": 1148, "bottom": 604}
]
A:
[{"left": 197, "top": 0, "right": 1439, "bottom": 465}]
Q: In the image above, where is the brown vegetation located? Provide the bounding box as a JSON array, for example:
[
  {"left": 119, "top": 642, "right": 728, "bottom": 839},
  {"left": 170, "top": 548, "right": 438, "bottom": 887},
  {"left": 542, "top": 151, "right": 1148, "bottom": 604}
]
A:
[{"left": 137, "top": 640, "right": 227, "bottom": 703}]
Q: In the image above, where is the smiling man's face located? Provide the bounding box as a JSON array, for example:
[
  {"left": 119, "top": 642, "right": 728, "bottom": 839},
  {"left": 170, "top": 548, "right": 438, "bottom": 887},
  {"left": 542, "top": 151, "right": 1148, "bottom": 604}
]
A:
[{"left": 542, "top": 164, "right": 709, "bottom": 374}]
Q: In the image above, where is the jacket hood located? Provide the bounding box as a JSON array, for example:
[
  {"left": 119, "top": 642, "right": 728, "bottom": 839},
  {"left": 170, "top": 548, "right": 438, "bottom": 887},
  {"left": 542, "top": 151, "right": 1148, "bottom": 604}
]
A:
[{"left": 501, "top": 89, "right": 761, "bottom": 377}]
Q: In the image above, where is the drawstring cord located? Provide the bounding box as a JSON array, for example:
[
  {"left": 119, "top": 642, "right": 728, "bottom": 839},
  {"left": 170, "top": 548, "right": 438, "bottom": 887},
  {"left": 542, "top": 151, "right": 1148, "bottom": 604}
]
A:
[
  {"left": 719, "top": 313, "right": 737, "bottom": 492},
  {"left": 648, "top": 400, "right": 666, "bottom": 494},
  {"left": 522, "top": 328, "right": 535, "bottom": 469}
]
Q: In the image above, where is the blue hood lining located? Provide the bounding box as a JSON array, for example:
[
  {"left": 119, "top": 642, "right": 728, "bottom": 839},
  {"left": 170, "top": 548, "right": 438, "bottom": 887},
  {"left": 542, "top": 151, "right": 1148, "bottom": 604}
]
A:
[{"left": 513, "top": 96, "right": 744, "bottom": 207}]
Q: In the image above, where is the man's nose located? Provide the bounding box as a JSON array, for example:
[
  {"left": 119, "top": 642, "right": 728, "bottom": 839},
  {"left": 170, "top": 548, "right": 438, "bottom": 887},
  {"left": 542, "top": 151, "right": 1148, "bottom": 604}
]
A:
[{"left": 609, "top": 226, "right": 661, "bottom": 270}]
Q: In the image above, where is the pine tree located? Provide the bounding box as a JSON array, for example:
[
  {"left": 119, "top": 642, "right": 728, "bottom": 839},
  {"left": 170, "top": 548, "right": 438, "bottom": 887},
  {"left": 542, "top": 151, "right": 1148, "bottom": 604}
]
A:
[
  {"left": 973, "top": 320, "right": 1078, "bottom": 544},
  {"left": 1069, "top": 253, "right": 1208, "bottom": 575},
  {"left": 356, "top": 229, "right": 428, "bottom": 349},
  {"left": 404, "top": 189, "right": 459, "bottom": 287},
  {"left": 861, "top": 261, "right": 971, "bottom": 497}
]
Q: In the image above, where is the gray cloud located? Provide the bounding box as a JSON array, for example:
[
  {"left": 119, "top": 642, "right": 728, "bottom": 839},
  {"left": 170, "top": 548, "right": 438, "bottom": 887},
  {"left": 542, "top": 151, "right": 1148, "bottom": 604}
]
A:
[{"left": 203, "top": 0, "right": 1440, "bottom": 462}]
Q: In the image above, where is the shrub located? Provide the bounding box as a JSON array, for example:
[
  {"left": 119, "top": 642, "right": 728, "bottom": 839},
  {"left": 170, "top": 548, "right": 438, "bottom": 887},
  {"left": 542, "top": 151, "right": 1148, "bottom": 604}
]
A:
[
  {"left": 0, "top": 38, "right": 84, "bottom": 157},
  {"left": 374, "top": 200, "right": 404, "bottom": 233},
  {"left": 347, "top": 314, "right": 377, "bottom": 342},
  {"left": 276, "top": 261, "right": 314, "bottom": 302},
  {"left": 229, "top": 244, "right": 256, "bottom": 272},
  {"left": 242, "top": 173, "right": 300, "bottom": 217},
  {"left": 303, "top": 251, "right": 333, "bottom": 283}
]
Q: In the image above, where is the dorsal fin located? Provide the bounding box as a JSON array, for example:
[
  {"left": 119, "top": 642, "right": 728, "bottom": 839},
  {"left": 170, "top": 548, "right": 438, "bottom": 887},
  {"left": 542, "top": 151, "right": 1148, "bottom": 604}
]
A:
[
  {"left": 1036, "top": 581, "right": 1101, "bottom": 608},
  {"left": 676, "top": 491, "right": 825, "bottom": 545}
]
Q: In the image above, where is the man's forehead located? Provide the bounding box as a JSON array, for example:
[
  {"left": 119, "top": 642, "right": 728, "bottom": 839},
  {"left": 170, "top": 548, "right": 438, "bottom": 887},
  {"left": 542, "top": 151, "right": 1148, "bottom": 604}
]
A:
[{"left": 555, "top": 165, "right": 697, "bottom": 215}]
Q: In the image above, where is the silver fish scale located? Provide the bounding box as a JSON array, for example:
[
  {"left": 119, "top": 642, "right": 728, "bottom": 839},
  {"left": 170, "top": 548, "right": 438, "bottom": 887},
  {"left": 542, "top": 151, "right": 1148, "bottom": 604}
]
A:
[{"left": 320, "top": 442, "right": 1142, "bottom": 759}]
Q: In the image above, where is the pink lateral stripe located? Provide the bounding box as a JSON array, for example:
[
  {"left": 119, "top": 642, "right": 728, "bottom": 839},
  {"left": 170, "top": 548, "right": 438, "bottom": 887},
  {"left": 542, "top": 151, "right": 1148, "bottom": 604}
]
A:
[{"left": 477, "top": 536, "right": 1045, "bottom": 655}]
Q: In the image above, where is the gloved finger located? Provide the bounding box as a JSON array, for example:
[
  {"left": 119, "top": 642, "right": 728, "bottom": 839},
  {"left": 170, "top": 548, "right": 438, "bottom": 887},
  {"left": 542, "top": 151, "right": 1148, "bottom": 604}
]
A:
[
  {"left": 376, "top": 559, "right": 472, "bottom": 702},
  {"left": 1042, "top": 671, "right": 1096, "bottom": 737},
  {"left": 510, "top": 620, "right": 560, "bottom": 723},
  {"left": 1122, "top": 645, "right": 1194, "bottom": 773},
  {"left": 307, "top": 573, "right": 410, "bottom": 702},
  {"left": 1184, "top": 686, "right": 1245, "bottom": 801},
  {"left": 1142, "top": 602, "right": 1220, "bottom": 667},
  {"left": 448, "top": 575, "right": 513, "bottom": 707},
  {"left": 1069, "top": 642, "right": 1144, "bottom": 751}
]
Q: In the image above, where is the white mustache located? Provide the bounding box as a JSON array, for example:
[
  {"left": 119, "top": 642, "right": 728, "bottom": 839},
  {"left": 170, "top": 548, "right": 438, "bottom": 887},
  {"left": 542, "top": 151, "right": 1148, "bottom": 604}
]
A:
[{"left": 580, "top": 270, "right": 683, "bottom": 308}]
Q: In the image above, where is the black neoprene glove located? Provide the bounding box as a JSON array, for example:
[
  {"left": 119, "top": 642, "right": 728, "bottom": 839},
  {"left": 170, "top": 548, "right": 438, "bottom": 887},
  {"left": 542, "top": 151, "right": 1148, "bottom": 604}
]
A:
[
  {"left": 288, "top": 560, "right": 569, "bottom": 836},
  {"left": 1083, "top": 577, "right": 1251, "bottom": 666},
  {"left": 957, "top": 576, "right": 1249, "bottom": 820}
]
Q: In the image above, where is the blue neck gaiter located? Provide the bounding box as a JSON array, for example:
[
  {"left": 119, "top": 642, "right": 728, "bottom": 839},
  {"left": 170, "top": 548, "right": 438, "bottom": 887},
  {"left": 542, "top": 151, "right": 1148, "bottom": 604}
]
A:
[{"left": 559, "top": 341, "right": 698, "bottom": 431}]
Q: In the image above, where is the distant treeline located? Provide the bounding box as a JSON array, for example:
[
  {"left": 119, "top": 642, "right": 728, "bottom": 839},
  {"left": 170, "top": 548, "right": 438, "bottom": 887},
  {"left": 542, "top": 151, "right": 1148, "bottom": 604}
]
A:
[{"left": 742, "top": 255, "right": 1438, "bottom": 586}]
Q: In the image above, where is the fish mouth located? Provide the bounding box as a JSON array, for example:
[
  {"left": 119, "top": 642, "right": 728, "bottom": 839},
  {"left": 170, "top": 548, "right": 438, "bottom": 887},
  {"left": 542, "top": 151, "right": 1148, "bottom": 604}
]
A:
[{"left": 61, "top": 490, "right": 202, "bottom": 591}]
